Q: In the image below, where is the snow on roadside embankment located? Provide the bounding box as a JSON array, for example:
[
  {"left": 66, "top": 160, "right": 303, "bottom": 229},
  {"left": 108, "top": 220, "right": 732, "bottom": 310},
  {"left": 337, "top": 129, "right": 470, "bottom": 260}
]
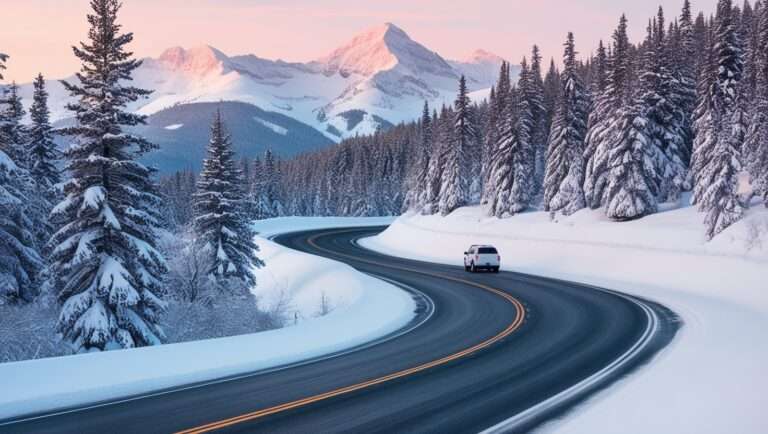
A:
[
  {"left": 1, "top": 217, "right": 412, "bottom": 422},
  {"left": 360, "top": 205, "right": 768, "bottom": 434}
]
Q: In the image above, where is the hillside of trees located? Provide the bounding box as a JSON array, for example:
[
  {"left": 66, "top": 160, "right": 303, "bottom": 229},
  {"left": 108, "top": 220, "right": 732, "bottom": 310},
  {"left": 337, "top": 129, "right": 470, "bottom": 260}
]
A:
[{"left": 161, "top": 0, "right": 768, "bottom": 243}]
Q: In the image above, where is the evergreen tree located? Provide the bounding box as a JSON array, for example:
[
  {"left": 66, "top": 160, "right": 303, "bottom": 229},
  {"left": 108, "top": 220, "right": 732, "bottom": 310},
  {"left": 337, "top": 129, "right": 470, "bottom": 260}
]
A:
[
  {"left": 591, "top": 40, "right": 609, "bottom": 96},
  {"left": 529, "top": 46, "right": 549, "bottom": 194},
  {"left": 691, "top": 0, "right": 748, "bottom": 238},
  {"left": 424, "top": 108, "right": 444, "bottom": 214},
  {"left": 677, "top": 0, "right": 701, "bottom": 163},
  {"left": 51, "top": 0, "right": 167, "bottom": 351},
  {"left": 584, "top": 14, "right": 634, "bottom": 209},
  {"left": 0, "top": 53, "right": 6, "bottom": 80},
  {"left": 510, "top": 59, "right": 537, "bottom": 212},
  {"left": 543, "top": 33, "right": 590, "bottom": 215},
  {"left": 404, "top": 101, "right": 431, "bottom": 212},
  {"left": 0, "top": 83, "right": 27, "bottom": 166},
  {"left": 693, "top": 12, "right": 711, "bottom": 79},
  {"left": 0, "top": 149, "right": 43, "bottom": 302},
  {"left": 486, "top": 59, "right": 536, "bottom": 216},
  {"left": 438, "top": 77, "right": 471, "bottom": 215},
  {"left": 601, "top": 23, "right": 665, "bottom": 220},
  {"left": 481, "top": 63, "right": 511, "bottom": 205},
  {"left": 245, "top": 156, "right": 262, "bottom": 220},
  {"left": 486, "top": 85, "right": 517, "bottom": 217},
  {"left": 745, "top": 1, "right": 768, "bottom": 202},
  {"left": 543, "top": 58, "right": 562, "bottom": 134},
  {"left": 644, "top": 7, "right": 693, "bottom": 202},
  {"left": 257, "top": 148, "right": 284, "bottom": 218},
  {"left": 193, "top": 110, "right": 263, "bottom": 288},
  {"left": 0, "top": 55, "right": 43, "bottom": 303},
  {"left": 27, "top": 74, "right": 60, "bottom": 200}
]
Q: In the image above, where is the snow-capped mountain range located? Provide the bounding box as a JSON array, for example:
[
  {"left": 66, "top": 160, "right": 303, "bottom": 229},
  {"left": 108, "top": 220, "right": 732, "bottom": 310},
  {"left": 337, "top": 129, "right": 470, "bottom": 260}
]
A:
[{"left": 24, "top": 23, "right": 511, "bottom": 142}]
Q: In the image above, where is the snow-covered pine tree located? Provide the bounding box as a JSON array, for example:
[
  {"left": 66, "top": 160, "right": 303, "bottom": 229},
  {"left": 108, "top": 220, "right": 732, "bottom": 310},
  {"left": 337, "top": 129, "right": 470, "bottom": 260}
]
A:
[
  {"left": 590, "top": 40, "right": 609, "bottom": 96},
  {"left": 0, "top": 148, "right": 43, "bottom": 303},
  {"left": 481, "top": 63, "right": 511, "bottom": 205},
  {"left": 193, "top": 109, "right": 263, "bottom": 289},
  {"left": 584, "top": 14, "right": 634, "bottom": 209},
  {"left": 0, "top": 53, "right": 6, "bottom": 80},
  {"left": 740, "top": 0, "right": 759, "bottom": 100},
  {"left": 28, "top": 74, "right": 60, "bottom": 194},
  {"left": 261, "top": 148, "right": 284, "bottom": 217},
  {"left": 485, "top": 84, "right": 518, "bottom": 217},
  {"left": 691, "top": 0, "right": 748, "bottom": 238},
  {"left": 693, "top": 12, "right": 711, "bottom": 78},
  {"left": 509, "top": 58, "right": 537, "bottom": 212},
  {"left": 424, "top": 108, "right": 444, "bottom": 214},
  {"left": 543, "top": 33, "right": 590, "bottom": 215},
  {"left": 0, "top": 55, "right": 43, "bottom": 302},
  {"left": 244, "top": 156, "right": 262, "bottom": 220},
  {"left": 529, "top": 46, "right": 549, "bottom": 195},
  {"left": 0, "top": 83, "right": 27, "bottom": 167},
  {"left": 744, "top": 1, "right": 768, "bottom": 203},
  {"left": 51, "top": 0, "right": 167, "bottom": 351},
  {"left": 643, "top": 7, "right": 693, "bottom": 202},
  {"left": 438, "top": 77, "right": 471, "bottom": 215},
  {"left": 485, "top": 59, "right": 536, "bottom": 217},
  {"left": 600, "top": 23, "right": 664, "bottom": 220},
  {"left": 543, "top": 58, "right": 562, "bottom": 135},
  {"left": 403, "top": 101, "right": 431, "bottom": 212},
  {"left": 676, "top": 0, "right": 700, "bottom": 164}
]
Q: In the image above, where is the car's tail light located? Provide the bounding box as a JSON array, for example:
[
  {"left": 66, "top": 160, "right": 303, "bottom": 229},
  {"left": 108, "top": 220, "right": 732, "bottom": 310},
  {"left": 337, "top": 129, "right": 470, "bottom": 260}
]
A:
[
  {"left": 475, "top": 255, "right": 479, "bottom": 261},
  {"left": 497, "top": 255, "right": 501, "bottom": 262}
]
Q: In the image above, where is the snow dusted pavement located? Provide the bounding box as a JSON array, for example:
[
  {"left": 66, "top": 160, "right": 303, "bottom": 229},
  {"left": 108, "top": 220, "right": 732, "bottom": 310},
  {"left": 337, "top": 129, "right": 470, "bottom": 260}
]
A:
[
  {"left": 0, "top": 217, "right": 416, "bottom": 423},
  {"left": 361, "top": 204, "right": 768, "bottom": 434}
]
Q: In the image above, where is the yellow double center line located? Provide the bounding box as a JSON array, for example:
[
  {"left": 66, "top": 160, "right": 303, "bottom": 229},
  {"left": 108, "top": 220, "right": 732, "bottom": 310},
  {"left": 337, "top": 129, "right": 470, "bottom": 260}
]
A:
[{"left": 177, "top": 229, "right": 526, "bottom": 433}]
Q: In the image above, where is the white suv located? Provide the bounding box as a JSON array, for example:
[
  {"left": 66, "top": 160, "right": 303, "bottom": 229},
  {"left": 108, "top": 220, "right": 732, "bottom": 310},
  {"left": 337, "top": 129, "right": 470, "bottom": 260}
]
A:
[{"left": 464, "top": 245, "right": 500, "bottom": 273}]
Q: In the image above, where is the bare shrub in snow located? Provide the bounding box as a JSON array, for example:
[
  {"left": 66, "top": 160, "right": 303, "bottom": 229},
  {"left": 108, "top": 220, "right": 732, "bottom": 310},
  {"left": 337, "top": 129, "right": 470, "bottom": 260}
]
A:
[
  {"left": 0, "top": 302, "right": 67, "bottom": 362},
  {"left": 162, "top": 295, "right": 282, "bottom": 343},
  {"left": 744, "top": 217, "right": 768, "bottom": 252},
  {"left": 316, "top": 291, "right": 335, "bottom": 317}
]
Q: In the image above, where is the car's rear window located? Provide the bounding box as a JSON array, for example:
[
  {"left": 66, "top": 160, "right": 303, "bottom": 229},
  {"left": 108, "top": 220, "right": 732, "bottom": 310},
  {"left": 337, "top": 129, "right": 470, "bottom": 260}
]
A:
[{"left": 478, "top": 247, "right": 497, "bottom": 254}]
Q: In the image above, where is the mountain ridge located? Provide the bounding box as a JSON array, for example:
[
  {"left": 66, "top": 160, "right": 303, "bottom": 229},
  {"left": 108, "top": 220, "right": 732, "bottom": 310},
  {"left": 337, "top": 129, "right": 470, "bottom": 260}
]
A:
[{"left": 20, "top": 22, "right": 516, "bottom": 152}]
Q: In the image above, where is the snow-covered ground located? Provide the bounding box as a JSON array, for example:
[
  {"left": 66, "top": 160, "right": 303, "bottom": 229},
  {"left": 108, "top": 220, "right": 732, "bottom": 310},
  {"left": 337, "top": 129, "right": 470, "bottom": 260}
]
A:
[
  {"left": 252, "top": 216, "right": 395, "bottom": 317},
  {"left": 360, "top": 203, "right": 768, "bottom": 434},
  {"left": 0, "top": 217, "right": 412, "bottom": 421}
]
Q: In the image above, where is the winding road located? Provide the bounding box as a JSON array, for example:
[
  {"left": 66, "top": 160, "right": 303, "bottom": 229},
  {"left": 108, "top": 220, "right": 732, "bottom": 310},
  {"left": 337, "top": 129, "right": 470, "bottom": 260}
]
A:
[{"left": 1, "top": 226, "right": 678, "bottom": 434}]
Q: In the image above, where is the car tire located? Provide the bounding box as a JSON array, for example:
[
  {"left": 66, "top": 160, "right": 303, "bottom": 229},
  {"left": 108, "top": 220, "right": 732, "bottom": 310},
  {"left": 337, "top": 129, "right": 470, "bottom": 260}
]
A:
[
  {"left": 493, "top": 267, "right": 500, "bottom": 273},
  {"left": 464, "top": 264, "right": 470, "bottom": 272}
]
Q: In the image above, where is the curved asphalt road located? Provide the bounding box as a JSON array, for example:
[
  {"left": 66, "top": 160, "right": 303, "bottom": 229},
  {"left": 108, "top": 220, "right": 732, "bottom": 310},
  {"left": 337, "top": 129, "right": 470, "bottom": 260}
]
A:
[{"left": 0, "top": 226, "right": 679, "bottom": 434}]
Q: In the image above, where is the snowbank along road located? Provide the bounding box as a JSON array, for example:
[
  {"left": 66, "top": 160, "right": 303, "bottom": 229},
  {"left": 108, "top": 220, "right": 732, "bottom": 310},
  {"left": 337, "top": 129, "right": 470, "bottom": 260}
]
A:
[{"left": 0, "top": 226, "right": 679, "bottom": 434}]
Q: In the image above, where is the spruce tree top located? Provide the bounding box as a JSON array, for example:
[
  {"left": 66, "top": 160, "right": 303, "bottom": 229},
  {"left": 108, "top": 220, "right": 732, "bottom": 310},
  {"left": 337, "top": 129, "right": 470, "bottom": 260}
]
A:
[{"left": 0, "top": 53, "right": 7, "bottom": 80}]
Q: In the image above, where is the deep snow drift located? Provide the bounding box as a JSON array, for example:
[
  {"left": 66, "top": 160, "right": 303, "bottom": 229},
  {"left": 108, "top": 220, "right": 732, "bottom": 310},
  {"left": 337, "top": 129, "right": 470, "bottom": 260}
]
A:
[
  {"left": 361, "top": 203, "right": 768, "bottom": 434},
  {"left": 0, "top": 217, "right": 413, "bottom": 421}
]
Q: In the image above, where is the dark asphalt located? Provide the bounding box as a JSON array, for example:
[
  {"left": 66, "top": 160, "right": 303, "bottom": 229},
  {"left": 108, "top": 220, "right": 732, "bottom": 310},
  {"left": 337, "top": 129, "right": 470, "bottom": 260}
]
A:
[{"left": 0, "top": 226, "right": 679, "bottom": 434}]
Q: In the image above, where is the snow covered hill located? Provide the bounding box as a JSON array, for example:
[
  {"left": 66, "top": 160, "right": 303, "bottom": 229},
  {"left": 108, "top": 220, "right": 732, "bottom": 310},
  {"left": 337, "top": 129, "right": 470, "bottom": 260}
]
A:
[
  {"left": 20, "top": 23, "right": 511, "bottom": 142},
  {"left": 361, "top": 202, "right": 768, "bottom": 434}
]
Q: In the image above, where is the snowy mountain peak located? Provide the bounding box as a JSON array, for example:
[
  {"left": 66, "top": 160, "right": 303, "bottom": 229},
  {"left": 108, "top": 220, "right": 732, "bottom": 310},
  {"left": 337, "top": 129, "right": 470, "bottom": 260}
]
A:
[
  {"left": 155, "top": 45, "right": 231, "bottom": 76},
  {"left": 318, "top": 22, "right": 454, "bottom": 78},
  {"left": 462, "top": 49, "right": 505, "bottom": 65}
]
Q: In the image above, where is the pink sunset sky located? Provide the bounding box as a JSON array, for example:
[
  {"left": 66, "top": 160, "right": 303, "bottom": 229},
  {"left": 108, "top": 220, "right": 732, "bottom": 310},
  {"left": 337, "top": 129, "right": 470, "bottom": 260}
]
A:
[{"left": 3, "top": 0, "right": 719, "bottom": 83}]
